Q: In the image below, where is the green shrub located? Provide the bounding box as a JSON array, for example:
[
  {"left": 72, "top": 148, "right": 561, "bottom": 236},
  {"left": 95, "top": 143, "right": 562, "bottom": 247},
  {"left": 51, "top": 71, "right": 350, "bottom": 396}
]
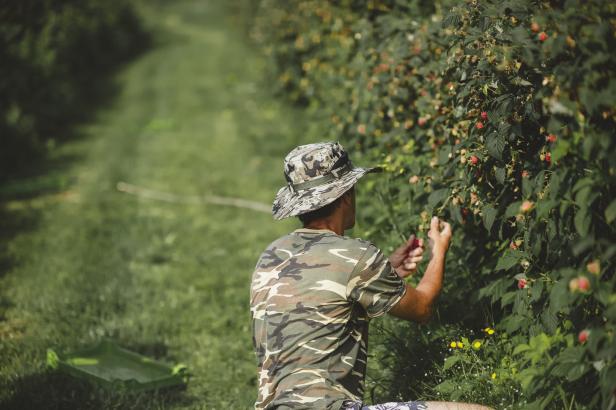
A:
[
  {"left": 0, "top": 0, "right": 148, "bottom": 180},
  {"left": 253, "top": 0, "right": 616, "bottom": 408}
]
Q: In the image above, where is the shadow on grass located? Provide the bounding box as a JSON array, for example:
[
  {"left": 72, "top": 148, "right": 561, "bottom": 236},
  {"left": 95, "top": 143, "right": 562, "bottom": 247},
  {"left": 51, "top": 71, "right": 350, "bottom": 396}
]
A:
[{"left": 0, "top": 371, "right": 193, "bottom": 410}]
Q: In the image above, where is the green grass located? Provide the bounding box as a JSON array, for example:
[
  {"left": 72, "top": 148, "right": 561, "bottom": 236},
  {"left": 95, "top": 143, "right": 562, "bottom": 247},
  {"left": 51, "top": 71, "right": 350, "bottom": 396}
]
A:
[{"left": 0, "top": 1, "right": 313, "bottom": 408}]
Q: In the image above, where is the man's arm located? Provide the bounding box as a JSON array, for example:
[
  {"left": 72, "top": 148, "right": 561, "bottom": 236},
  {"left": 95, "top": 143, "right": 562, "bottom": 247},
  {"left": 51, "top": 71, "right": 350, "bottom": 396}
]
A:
[{"left": 389, "top": 217, "right": 451, "bottom": 324}]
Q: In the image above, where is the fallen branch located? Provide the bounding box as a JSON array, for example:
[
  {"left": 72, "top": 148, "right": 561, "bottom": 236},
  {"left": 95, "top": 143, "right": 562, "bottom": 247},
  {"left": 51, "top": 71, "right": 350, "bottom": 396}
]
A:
[{"left": 116, "top": 181, "right": 271, "bottom": 214}]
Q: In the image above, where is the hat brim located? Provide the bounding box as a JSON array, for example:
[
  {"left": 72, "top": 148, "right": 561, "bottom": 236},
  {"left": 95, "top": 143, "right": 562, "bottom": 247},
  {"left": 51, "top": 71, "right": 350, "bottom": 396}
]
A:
[{"left": 272, "top": 166, "right": 380, "bottom": 220}]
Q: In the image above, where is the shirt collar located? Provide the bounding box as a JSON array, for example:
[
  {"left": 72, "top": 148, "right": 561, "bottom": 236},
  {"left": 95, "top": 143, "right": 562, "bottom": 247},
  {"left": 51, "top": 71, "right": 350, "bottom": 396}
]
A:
[{"left": 293, "top": 228, "right": 337, "bottom": 235}]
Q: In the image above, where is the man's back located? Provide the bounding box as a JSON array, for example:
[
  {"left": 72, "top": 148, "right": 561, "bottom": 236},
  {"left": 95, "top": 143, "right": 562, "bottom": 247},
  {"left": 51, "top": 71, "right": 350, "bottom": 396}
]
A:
[{"left": 250, "top": 228, "right": 406, "bottom": 409}]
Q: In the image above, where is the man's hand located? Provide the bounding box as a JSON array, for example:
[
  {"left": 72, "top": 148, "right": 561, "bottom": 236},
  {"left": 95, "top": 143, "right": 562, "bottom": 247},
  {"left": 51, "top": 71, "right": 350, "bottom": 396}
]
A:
[
  {"left": 389, "top": 235, "right": 424, "bottom": 279},
  {"left": 389, "top": 217, "right": 452, "bottom": 323},
  {"left": 428, "top": 216, "right": 452, "bottom": 256}
]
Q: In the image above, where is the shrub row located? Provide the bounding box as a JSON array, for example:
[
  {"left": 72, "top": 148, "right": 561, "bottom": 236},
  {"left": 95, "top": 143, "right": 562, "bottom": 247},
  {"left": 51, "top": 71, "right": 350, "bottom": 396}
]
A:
[
  {"left": 0, "top": 0, "right": 147, "bottom": 180},
  {"left": 252, "top": 1, "right": 615, "bottom": 408}
]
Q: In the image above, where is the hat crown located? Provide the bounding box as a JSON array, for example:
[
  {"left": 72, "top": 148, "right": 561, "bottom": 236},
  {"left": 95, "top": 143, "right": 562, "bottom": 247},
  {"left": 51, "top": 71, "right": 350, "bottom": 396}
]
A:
[{"left": 284, "top": 142, "right": 349, "bottom": 185}]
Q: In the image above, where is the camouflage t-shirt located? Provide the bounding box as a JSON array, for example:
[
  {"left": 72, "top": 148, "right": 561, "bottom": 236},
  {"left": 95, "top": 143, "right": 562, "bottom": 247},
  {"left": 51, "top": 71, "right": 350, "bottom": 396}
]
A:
[{"left": 250, "top": 228, "right": 406, "bottom": 409}]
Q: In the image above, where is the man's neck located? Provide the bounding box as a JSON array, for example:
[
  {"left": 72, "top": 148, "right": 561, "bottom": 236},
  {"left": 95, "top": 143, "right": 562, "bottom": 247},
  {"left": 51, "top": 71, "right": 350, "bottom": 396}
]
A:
[{"left": 303, "top": 220, "right": 344, "bottom": 235}]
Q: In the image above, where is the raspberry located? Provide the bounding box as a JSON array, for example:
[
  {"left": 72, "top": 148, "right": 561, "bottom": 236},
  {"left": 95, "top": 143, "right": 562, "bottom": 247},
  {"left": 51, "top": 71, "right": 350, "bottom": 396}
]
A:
[
  {"left": 578, "top": 276, "right": 590, "bottom": 291},
  {"left": 518, "top": 278, "right": 527, "bottom": 289},
  {"left": 578, "top": 329, "right": 589, "bottom": 344}
]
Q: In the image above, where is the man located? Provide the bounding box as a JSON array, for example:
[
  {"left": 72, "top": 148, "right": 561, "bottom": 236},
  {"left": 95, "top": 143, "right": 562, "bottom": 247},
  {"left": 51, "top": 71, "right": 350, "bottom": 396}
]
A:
[{"left": 250, "top": 142, "right": 485, "bottom": 410}]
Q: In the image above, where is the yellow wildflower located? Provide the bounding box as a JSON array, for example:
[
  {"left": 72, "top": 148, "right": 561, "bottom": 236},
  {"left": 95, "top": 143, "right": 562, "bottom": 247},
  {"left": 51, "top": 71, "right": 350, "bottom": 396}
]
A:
[
  {"left": 472, "top": 341, "right": 481, "bottom": 350},
  {"left": 450, "top": 341, "right": 457, "bottom": 348},
  {"left": 491, "top": 372, "right": 497, "bottom": 380},
  {"left": 488, "top": 329, "right": 495, "bottom": 335},
  {"left": 456, "top": 341, "right": 463, "bottom": 348}
]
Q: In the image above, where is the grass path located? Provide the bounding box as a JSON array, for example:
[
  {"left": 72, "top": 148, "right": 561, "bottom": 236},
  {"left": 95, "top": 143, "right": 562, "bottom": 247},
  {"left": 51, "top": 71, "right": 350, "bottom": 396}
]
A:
[{"left": 0, "top": 2, "right": 309, "bottom": 408}]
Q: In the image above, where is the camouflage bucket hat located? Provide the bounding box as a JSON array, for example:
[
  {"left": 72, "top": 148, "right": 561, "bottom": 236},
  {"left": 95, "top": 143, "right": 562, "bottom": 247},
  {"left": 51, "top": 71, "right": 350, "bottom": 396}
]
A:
[{"left": 272, "top": 141, "right": 380, "bottom": 220}]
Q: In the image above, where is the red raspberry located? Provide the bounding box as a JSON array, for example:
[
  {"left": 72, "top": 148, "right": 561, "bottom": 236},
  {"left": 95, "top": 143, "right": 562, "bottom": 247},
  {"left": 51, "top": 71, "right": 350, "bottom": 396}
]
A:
[
  {"left": 538, "top": 32, "right": 548, "bottom": 42},
  {"left": 545, "top": 152, "right": 551, "bottom": 163},
  {"left": 578, "top": 276, "right": 590, "bottom": 291},
  {"left": 470, "top": 155, "right": 479, "bottom": 165},
  {"left": 578, "top": 329, "right": 589, "bottom": 344},
  {"left": 518, "top": 278, "right": 527, "bottom": 289},
  {"left": 411, "top": 238, "right": 421, "bottom": 249},
  {"left": 531, "top": 22, "right": 540, "bottom": 33},
  {"left": 480, "top": 111, "right": 488, "bottom": 120},
  {"left": 546, "top": 134, "right": 557, "bottom": 143},
  {"left": 476, "top": 121, "right": 484, "bottom": 130}
]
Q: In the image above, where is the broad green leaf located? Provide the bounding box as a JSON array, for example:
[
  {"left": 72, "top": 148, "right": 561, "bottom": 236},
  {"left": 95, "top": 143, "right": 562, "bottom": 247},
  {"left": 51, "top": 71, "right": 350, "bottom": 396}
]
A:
[
  {"left": 428, "top": 188, "right": 449, "bottom": 208},
  {"left": 517, "top": 368, "right": 539, "bottom": 390},
  {"left": 435, "top": 379, "right": 455, "bottom": 394},
  {"left": 495, "top": 250, "right": 524, "bottom": 270},
  {"left": 605, "top": 199, "right": 616, "bottom": 224},
  {"left": 551, "top": 139, "right": 571, "bottom": 162},
  {"left": 495, "top": 166, "right": 506, "bottom": 184},
  {"left": 513, "top": 343, "right": 530, "bottom": 355},
  {"left": 505, "top": 201, "right": 522, "bottom": 218},
  {"left": 536, "top": 199, "right": 557, "bottom": 219},
  {"left": 487, "top": 132, "right": 505, "bottom": 160},
  {"left": 501, "top": 291, "right": 517, "bottom": 307},
  {"left": 572, "top": 177, "right": 594, "bottom": 193},
  {"left": 443, "top": 354, "right": 462, "bottom": 370},
  {"left": 482, "top": 205, "right": 497, "bottom": 231},
  {"left": 549, "top": 278, "right": 571, "bottom": 311},
  {"left": 574, "top": 207, "right": 591, "bottom": 236}
]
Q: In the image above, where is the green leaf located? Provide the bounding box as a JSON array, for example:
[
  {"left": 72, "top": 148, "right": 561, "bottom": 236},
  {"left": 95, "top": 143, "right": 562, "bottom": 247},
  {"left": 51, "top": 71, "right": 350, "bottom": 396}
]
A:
[
  {"left": 435, "top": 379, "right": 455, "bottom": 394},
  {"left": 443, "top": 354, "right": 462, "bottom": 370},
  {"left": 575, "top": 186, "right": 592, "bottom": 207},
  {"left": 495, "top": 166, "right": 506, "bottom": 184},
  {"left": 496, "top": 250, "right": 523, "bottom": 270},
  {"left": 505, "top": 201, "right": 522, "bottom": 218},
  {"left": 605, "top": 199, "right": 616, "bottom": 224},
  {"left": 536, "top": 199, "right": 557, "bottom": 219},
  {"left": 482, "top": 205, "right": 497, "bottom": 231},
  {"left": 572, "top": 177, "right": 594, "bottom": 193},
  {"left": 552, "top": 139, "right": 571, "bottom": 162},
  {"left": 428, "top": 188, "right": 449, "bottom": 208},
  {"left": 487, "top": 132, "right": 505, "bottom": 160},
  {"left": 517, "top": 368, "right": 539, "bottom": 391},
  {"left": 572, "top": 237, "right": 594, "bottom": 256},
  {"left": 552, "top": 347, "right": 589, "bottom": 381},
  {"left": 501, "top": 291, "right": 517, "bottom": 307},
  {"left": 513, "top": 343, "right": 530, "bottom": 355},
  {"left": 549, "top": 278, "right": 571, "bottom": 311},
  {"left": 574, "top": 207, "right": 591, "bottom": 236}
]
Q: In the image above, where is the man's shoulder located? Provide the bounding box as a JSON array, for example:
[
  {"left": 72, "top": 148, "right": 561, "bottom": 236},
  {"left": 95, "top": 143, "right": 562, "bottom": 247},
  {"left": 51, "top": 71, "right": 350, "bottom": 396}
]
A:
[{"left": 263, "top": 230, "right": 382, "bottom": 261}]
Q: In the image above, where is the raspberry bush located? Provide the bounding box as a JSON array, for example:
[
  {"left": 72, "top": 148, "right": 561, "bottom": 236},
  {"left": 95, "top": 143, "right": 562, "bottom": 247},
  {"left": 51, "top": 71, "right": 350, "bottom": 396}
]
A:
[{"left": 251, "top": 0, "right": 615, "bottom": 408}]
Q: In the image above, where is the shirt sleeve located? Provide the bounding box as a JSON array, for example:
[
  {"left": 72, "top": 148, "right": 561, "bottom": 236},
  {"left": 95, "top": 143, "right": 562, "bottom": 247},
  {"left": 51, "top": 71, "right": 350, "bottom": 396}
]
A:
[{"left": 346, "top": 243, "right": 406, "bottom": 318}]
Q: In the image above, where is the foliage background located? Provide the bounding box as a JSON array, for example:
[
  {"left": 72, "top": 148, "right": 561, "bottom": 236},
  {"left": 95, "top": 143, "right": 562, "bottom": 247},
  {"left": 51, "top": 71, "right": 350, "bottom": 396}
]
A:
[
  {"left": 250, "top": 0, "right": 616, "bottom": 408},
  {"left": 0, "top": 0, "right": 148, "bottom": 181}
]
